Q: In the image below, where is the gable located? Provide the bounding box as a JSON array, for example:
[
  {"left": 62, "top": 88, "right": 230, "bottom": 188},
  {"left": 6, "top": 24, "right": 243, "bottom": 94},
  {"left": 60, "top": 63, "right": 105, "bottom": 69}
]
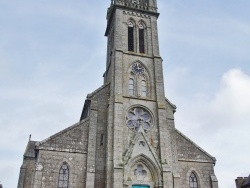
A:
[
  {"left": 165, "top": 98, "right": 177, "bottom": 120},
  {"left": 124, "top": 131, "right": 161, "bottom": 169},
  {"left": 175, "top": 129, "right": 216, "bottom": 164},
  {"left": 24, "top": 141, "right": 37, "bottom": 158},
  {"left": 37, "top": 118, "right": 89, "bottom": 153}
]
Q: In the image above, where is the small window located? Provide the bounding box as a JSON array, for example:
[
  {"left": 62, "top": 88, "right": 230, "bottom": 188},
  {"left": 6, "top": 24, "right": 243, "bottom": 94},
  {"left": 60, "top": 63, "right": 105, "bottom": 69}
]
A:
[
  {"left": 139, "top": 23, "right": 145, "bottom": 53},
  {"left": 129, "top": 78, "right": 134, "bottom": 95},
  {"left": 100, "top": 134, "right": 104, "bottom": 146},
  {"left": 128, "top": 21, "right": 134, "bottom": 52},
  {"left": 189, "top": 172, "right": 198, "bottom": 188},
  {"left": 141, "top": 80, "right": 147, "bottom": 97},
  {"left": 58, "top": 162, "right": 69, "bottom": 188}
]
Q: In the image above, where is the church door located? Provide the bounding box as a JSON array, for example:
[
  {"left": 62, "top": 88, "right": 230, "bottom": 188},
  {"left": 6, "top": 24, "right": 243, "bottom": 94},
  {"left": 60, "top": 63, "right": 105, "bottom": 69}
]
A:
[{"left": 132, "top": 185, "right": 150, "bottom": 188}]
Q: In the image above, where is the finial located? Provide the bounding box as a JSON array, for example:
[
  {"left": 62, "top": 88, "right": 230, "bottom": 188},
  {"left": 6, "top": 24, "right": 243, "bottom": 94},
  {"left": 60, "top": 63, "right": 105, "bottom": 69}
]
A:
[{"left": 29, "top": 134, "right": 32, "bottom": 141}]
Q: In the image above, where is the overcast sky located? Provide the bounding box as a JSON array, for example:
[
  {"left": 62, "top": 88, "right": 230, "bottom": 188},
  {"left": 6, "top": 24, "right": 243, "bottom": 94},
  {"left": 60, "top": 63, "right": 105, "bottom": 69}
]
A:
[{"left": 0, "top": 0, "right": 250, "bottom": 187}]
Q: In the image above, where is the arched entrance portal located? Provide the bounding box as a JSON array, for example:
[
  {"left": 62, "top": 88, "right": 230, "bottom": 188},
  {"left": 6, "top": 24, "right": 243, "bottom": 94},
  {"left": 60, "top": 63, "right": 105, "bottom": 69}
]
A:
[
  {"left": 123, "top": 154, "right": 162, "bottom": 188},
  {"left": 132, "top": 185, "right": 150, "bottom": 188}
]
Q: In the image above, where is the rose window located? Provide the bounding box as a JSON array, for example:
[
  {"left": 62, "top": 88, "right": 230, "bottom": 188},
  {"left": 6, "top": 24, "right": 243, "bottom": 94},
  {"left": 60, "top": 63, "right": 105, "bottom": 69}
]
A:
[{"left": 126, "top": 107, "right": 153, "bottom": 132}]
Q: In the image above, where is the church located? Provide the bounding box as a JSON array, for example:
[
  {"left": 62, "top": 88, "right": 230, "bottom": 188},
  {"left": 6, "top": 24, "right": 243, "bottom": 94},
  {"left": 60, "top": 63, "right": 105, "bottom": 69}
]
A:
[{"left": 18, "top": 0, "right": 219, "bottom": 188}]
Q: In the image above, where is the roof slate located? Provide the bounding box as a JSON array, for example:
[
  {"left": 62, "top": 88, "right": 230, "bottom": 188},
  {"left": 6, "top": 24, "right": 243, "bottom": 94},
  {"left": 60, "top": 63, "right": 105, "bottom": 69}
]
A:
[
  {"left": 242, "top": 175, "right": 250, "bottom": 187},
  {"left": 176, "top": 129, "right": 217, "bottom": 163},
  {"left": 24, "top": 141, "right": 37, "bottom": 158}
]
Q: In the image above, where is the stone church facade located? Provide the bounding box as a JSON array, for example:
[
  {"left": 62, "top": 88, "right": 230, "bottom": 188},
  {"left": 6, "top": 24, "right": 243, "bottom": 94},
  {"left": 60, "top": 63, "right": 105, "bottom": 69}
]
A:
[{"left": 18, "top": 0, "right": 219, "bottom": 188}]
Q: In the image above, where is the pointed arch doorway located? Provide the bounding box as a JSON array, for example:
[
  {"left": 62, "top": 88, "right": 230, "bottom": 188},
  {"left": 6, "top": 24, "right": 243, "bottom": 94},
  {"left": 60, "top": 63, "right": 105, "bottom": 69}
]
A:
[{"left": 132, "top": 185, "right": 150, "bottom": 188}]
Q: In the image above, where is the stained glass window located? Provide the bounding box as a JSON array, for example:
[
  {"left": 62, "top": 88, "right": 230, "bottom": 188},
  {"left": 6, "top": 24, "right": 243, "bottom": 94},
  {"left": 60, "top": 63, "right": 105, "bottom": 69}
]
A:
[
  {"left": 189, "top": 172, "right": 198, "bottom": 188},
  {"left": 58, "top": 162, "right": 69, "bottom": 188}
]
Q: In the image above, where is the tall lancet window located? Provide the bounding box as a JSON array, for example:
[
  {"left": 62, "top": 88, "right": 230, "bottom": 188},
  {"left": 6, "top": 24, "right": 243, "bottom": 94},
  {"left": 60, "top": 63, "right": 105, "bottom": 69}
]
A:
[
  {"left": 189, "top": 172, "right": 198, "bottom": 188},
  {"left": 58, "top": 162, "right": 69, "bottom": 188},
  {"left": 139, "top": 23, "right": 145, "bottom": 53},
  {"left": 128, "top": 21, "right": 134, "bottom": 52},
  {"left": 129, "top": 78, "right": 135, "bottom": 95},
  {"left": 141, "top": 80, "right": 147, "bottom": 97}
]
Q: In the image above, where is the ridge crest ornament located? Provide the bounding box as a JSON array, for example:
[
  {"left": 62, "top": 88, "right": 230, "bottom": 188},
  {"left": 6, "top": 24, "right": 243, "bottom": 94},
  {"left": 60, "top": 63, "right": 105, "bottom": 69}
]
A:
[{"left": 126, "top": 107, "right": 153, "bottom": 133}]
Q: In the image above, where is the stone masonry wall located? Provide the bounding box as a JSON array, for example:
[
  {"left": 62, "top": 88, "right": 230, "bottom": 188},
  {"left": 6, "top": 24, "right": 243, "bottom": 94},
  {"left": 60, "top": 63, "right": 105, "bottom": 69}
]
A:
[
  {"left": 178, "top": 161, "right": 215, "bottom": 188},
  {"left": 35, "top": 150, "right": 87, "bottom": 188},
  {"left": 88, "top": 84, "right": 110, "bottom": 188},
  {"left": 175, "top": 131, "right": 215, "bottom": 163},
  {"left": 18, "top": 158, "right": 36, "bottom": 188}
]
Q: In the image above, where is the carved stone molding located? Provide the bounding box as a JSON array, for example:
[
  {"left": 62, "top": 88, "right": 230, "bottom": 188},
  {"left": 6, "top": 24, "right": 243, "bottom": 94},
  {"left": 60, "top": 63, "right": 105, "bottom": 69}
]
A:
[
  {"left": 126, "top": 107, "right": 153, "bottom": 133},
  {"left": 123, "top": 10, "right": 151, "bottom": 19},
  {"left": 35, "top": 163, "right": 43, "bottom": 171}
]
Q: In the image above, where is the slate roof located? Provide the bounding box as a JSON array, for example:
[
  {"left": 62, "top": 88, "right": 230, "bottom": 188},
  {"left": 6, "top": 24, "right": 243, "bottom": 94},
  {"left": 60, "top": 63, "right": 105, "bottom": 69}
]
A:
[
  {"left": 87, "top": 82, "right": 110, "bottom": 98},
  {"left": 165, "top": 97, "right": 177, "bottom": 110},
  {"left": 24, "top": 140, "right": 37, "bottom": 158},
  {"left": 242, "top": 175, "right": 250, "bottom": 187},
  {"left": 176, "top": 129, "right": 217, "bottom": 163},
  {"left": 0, "top": 184, "right": 3, "bottom": 188},
  {"left": 37, "top": 118, "right": 89, "bottom": 147}
]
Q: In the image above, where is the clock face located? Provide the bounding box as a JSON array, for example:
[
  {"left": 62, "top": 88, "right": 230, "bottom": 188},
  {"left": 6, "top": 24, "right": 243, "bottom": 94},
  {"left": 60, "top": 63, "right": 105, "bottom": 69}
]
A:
[{"left": 132, "top": 63, "right": 144, "bottom": 74}]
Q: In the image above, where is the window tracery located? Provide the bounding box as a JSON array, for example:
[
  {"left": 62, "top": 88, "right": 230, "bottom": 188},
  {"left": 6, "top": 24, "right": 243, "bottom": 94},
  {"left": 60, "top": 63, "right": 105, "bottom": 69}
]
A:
[
  {"left": 189, "top": 172, "right": 198, "bottom": 188},
  {"left": 58, "top": 162, "right": 69, "bottom": 188},
  {"left": 129, "top": 62, "right": 148, "bottom": 97},
  {"left": 134, "top": 164, "right": 147, "bottom": 181},
  {"left": 126, "top": 107, "right": 153, "bottom": 132},
  {"left": 127, "top": 20, "right": 147, "bottom": 54}
]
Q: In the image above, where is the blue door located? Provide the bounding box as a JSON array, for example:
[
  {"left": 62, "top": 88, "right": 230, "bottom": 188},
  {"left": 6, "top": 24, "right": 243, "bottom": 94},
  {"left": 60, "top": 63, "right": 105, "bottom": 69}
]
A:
[{"left": 132, "top": 185, "right": 150, "bottom": 188}]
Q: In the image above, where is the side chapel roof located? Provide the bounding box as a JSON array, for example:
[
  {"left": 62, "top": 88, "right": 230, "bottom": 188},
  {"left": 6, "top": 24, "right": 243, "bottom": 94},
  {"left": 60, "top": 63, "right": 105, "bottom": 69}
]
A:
[
  {"left": 176, "top": 129, "right": 217, "bottom": 164},
  {"left": 24, "top": 140, "right": 37, "bottom": 158},
  {"left": 242, "top": 175, "right": 250, "bottom": 187}
]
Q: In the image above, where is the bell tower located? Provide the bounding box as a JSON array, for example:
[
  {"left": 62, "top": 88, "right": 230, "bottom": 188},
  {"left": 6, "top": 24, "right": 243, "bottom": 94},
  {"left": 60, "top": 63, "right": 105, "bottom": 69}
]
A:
[
  {"left": 17, "top": 1, "right": 218, "bottom": 188},
  {"left": 103, "top": 0, "right": 180, "bottom": 187}
]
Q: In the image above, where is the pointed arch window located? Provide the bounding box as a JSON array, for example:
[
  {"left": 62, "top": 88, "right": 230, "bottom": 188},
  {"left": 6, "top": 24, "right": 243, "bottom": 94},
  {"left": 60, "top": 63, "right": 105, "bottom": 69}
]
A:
[
  {"left": 139, "top": 23, "right": 145, "bottom": 53},
  {"left": 58, "top": 162, "right": 69, "bottom": 188},
  {"left": 189, "top": 172, "right": 198, "bottom": 188},
  {"left": 141, "top": 80, "right": 147, "bottom": 97},
  {"left": 129, "top": 62, "right": 150, "bottom": 97},
  {"left": 129, "top": 78, "right": 135, "bottom": 95},
  {"left": 128, "top": 21, "right": 134, "bottom": 52}
]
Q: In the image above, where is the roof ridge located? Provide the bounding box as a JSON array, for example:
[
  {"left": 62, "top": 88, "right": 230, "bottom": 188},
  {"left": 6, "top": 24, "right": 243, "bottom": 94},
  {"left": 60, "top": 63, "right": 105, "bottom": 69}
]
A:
[
  {"left": 175, "top": 128, "right": 216, "bottom": 163},
  {"left": 87, "top": 82, "right": 110, "bottom": 98},
  {"left": 37, "top": 118, "right": 89, "bottom": 147},
  {"left": 243, "top": 175, "right": 250, "bottom": 186},
  {"left": 165, "top": 97, "right": 177, "bottom": 109}
]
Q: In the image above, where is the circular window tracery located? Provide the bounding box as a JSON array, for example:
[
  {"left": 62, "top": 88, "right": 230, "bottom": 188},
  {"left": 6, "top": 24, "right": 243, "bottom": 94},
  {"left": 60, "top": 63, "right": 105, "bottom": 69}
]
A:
[{"left": 126, "top": 107, "right": 153, "bottom": 133}]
